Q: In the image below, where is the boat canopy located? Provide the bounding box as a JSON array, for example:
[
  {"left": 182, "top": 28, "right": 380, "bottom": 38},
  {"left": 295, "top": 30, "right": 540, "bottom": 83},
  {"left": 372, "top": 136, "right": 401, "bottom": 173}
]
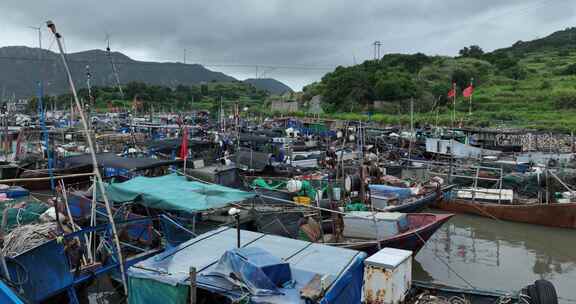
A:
[
  {"left": 61, "top": 152, "right": 179, "bottom": 171},
  {"left": 102, "top": 174, "right": 255, "bottom": 212},
  {"left": 127, "top": 227, "right": 366, "bottom": 304}
]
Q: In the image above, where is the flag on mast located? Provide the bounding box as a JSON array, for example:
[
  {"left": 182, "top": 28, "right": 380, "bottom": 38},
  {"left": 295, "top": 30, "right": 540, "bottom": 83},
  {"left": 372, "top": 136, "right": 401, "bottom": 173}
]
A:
[
  {"left": 179, "top": 126, "right": 189, "bottom": 159},
  {"left": 447, "top": 83, "right": 456, "bottom": 98},
  {"left": 463, "top": 84, "right": 474, "bottom": 97}
]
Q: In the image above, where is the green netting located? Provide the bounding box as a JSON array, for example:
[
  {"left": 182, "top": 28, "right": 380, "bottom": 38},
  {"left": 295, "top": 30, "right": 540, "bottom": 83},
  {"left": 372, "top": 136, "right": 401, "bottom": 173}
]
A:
[
  {"left": 299, "top": 181, "right": 317, "bottom": 199},
  {"left": 0, "top": 200, "right": 48, "bottom": 231},
  {"left": 251, "top": 178, "right": 286, "bottom": 190},
  {"left": 128, "top": 276, "right": 189, "bottom": 304},
  {"left": 344, "top": 203, "right": 369, "bottom": 211},
  {"left": 101, "top": 174, "right": 255, "bottom": 212},
  {"left": 502, "top": 173, "right": 541, "bottom": 197}
]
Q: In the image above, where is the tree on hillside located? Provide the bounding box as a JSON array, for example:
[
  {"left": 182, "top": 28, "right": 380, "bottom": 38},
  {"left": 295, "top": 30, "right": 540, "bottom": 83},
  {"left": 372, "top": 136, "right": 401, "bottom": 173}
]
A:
[
  {"left": 374, "top": 72, "right": 419, "bottom": 101},
  {"left": 430, "top": 83, "right": 451, "bottom": 107},
  {"left": 451, "top": 69, "right": 471, "bottom": 90},
  {"left": 459, "top": 45, "right": 484, "bottom": 58},
  {"left": 322, "top": 66, "right": 373, "bottom": 108}
]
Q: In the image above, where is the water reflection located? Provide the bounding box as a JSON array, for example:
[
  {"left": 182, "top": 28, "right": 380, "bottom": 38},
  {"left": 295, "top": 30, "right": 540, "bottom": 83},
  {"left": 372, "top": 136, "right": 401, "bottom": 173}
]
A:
[{"left": 415, "top": 212, "right": 576, "bottom": 302}]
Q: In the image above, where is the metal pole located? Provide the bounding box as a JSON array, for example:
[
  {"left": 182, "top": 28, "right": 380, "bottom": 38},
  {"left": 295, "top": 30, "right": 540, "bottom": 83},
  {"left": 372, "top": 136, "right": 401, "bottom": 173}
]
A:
[
  {"left": 468, "top": 78, "right": 474, "bottom": 116},
  {"left": 189, "top": 267, "right": 197, "bottom": 304},
  {"left": 46, "top": 20, "right": 129, "bottom": 294},
  {"left": 452, "top": 82, "right": 456, "bottom": 128},
  {"left": 38, "top": 81, "right": 54, "bottom": 190},
  {"left": 235, "top": 214, "right": 241, "bottom": 248}
]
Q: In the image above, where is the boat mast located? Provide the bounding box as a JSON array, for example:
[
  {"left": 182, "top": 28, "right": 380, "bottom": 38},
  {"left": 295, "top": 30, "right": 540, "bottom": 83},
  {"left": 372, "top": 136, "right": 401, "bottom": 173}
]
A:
[
  {"left": 30, "top": 25, "right": 54, "bottom": 190},
  {"left": 106, "top": 34, "right": 124, "bottom": 99},
  {"left": 46, "top": 20, "right": 129, "bottom": 294}
]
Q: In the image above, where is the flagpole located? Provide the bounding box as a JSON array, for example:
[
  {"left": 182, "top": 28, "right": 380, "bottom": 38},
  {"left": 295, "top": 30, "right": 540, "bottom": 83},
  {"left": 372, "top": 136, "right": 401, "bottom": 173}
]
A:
[
  {"left": 183, "top": 125, "right": 188, "bottom": 172},
  {"left": 452, "top": 82, "right": 456, "bottom": 128},
  {"left": 468, "top": 78, "right": 474, "bottom": 116}
]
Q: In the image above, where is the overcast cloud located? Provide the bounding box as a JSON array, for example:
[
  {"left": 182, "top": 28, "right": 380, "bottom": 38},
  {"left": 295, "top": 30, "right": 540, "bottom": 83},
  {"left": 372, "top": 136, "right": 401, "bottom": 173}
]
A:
[{"left": 0, "top": 0, "right": 574, "bottom": 90}]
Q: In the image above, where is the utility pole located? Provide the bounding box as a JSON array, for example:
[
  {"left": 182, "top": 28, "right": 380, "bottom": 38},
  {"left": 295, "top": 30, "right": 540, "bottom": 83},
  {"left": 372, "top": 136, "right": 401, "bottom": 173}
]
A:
[
  {"left": 183, "top": 48, "right": 187, "bottom": 64},
  {"left": 28, "top": 26, "right": 41, "bottom": 49},
  {"left": 373, "top": 41, "right": 382, "bottom": 60},
  {"left": 86, "top": 65, "right": 94, "bottom": 106}
]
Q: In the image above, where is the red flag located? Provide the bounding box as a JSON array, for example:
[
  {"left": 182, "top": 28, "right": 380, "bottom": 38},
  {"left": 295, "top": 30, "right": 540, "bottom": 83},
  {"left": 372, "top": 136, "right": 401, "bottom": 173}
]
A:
[
  {"left": 179, "top": 127, "right": 189, "bottom": 159},
  {"left": 447, "top": 87, "right": 456, "bottom": 98},
  {"left": 463, "top": 85, "right": 474, "bottom": 98}
]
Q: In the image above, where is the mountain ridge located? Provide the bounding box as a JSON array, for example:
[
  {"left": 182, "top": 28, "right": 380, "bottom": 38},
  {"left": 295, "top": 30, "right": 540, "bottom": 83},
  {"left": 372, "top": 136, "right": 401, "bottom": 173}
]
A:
[{"left": 0, "top": 46, "right": 291, "bottom": 98}]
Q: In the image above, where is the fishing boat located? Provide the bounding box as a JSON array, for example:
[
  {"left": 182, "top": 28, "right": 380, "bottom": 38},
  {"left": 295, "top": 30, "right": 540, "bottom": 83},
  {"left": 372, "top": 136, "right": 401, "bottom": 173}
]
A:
[
  {"left": 126, "top": 226, "right": 366, "bottom": 304},
  {"left": 409, "top": 280, "right": 558, "bottom": 304},
  {"left": 14, "top": 164, "right": 94, "bottom": 190},
  {"left": 0, "top": 215, "right": 194, "bottom": 303},
  {"left": 369, "top": 184, "right": 446, "bottom": 213},
  {"left": 435, "top": 194, "right": 576, "bottom": 229},
  {"left": 337, "top": 213, "right": 453, "bottom": 255},
  {"left": 299, "top": 212, "right": 453, "bottom": 255}
]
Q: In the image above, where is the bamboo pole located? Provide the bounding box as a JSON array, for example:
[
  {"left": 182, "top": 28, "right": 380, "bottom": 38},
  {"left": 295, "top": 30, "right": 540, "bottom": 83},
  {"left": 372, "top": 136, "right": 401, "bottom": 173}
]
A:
[
  {"left": 0, "top": 172, "right": 96, "bottom": 183},
  {"left": 46, "top": 20, "right": 129, "bottom": 294}
]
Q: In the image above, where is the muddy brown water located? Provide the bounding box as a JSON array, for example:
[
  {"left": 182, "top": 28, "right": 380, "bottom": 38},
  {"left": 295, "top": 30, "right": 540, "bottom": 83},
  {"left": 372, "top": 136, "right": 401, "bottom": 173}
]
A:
[{"left": 414, "top": 212, "right": 576, "bottom": 303}]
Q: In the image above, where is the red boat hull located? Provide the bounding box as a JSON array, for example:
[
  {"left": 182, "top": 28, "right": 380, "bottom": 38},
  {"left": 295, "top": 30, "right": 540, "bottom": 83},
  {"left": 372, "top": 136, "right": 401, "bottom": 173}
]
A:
[
  {"left": 341, "top": 213, "right": 454, "bottom": 255},
  {"left": 434, "top": 199, "right": 576, "bottom": 229}
]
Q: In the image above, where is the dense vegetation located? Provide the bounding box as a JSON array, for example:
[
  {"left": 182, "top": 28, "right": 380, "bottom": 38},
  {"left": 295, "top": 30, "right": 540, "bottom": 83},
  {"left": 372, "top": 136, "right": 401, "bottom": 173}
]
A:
[
  {"left": 27, "top": 81, "right": 270, "bottom": 114},
  {"left": 301, "top": 27, "right": 576, "bottom": 132}
]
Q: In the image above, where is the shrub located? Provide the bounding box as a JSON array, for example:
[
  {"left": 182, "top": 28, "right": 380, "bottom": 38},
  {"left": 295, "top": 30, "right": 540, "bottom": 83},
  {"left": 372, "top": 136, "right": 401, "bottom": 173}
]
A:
[
  {"left": 540, "top": 81, "right": 552, "bottom": 90},
  {"left": 553, "top": 89, "right": 576, "bottom": 109},
  {"left": 560, "top": 63, "right": 576, "bottom": 76}
]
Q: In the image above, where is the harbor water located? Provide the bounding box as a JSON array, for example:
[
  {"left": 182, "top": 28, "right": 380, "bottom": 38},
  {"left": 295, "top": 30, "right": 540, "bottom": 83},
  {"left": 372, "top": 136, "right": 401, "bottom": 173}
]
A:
[{"left": 415, "top": 212, "right": 576, "bottom": 303}]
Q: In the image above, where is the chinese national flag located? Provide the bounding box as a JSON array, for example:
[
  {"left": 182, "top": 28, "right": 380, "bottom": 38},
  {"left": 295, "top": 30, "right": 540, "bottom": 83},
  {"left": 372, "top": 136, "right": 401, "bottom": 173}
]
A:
[
  {"left": 179, "top": 127, "right": 189, "bottom": 159},
  {"left": 463, "top": 85, "right": 474, "bottom": 98}
]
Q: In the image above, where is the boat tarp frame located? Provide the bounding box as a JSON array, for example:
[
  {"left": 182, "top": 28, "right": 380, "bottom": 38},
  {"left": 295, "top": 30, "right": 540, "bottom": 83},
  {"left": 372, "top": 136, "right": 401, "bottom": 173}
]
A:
[{"left": 62, "top": 152, "right": 180, "bottom": 171}]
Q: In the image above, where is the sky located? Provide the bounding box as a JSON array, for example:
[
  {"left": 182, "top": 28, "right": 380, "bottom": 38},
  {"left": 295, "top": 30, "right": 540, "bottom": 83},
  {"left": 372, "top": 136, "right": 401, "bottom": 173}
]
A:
[{"left": 0, "top": 0, "right": 574, "bottom": 90}]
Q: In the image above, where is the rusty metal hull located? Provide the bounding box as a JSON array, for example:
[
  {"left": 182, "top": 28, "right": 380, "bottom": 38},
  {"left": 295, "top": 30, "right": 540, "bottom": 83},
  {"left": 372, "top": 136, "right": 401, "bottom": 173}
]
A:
[{"left": 434, "top": 199, "right": 576, "bottom": 229}]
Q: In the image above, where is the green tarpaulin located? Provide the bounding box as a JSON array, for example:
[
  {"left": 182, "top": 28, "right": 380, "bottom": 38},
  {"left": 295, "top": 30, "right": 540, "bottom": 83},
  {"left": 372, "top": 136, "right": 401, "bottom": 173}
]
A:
[{"left": 102, "top": 174, "right": 255, "bottom": 213}]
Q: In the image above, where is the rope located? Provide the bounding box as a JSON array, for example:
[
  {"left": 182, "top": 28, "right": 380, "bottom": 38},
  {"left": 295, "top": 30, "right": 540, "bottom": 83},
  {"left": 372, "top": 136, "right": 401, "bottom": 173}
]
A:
[{"left": 2, "top": 222, "right": 58, "bottom": 257}]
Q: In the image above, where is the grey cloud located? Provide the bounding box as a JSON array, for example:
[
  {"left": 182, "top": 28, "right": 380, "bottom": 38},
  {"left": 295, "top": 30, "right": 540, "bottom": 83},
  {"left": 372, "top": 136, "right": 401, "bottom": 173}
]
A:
[{"left": 0, "top": 0, "right": 574, "bottom": 89}]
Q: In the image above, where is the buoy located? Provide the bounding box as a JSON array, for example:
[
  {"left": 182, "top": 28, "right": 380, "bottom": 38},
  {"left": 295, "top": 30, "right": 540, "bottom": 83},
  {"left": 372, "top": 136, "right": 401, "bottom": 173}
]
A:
[
  {"left": 286, "top": 179, "right": 303, "bottom": 193},
  {"left": 344, "top": 174, "right": 361, "bottom": 193}
]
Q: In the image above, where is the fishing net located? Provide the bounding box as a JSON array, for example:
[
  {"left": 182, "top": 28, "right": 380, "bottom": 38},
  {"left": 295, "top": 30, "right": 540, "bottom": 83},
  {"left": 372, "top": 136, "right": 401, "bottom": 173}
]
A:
[
  {"left": 2, "top": 222, "right": 58, "bottom": 257},
  {"left": 0, "top": 200, "right": 49, "bottom": 232},
  {"left": 502, "top": 173, "right": 540, "bottom": 197},
  {"left": 251, "top": 178, "right": 286, "bottom": 190}
]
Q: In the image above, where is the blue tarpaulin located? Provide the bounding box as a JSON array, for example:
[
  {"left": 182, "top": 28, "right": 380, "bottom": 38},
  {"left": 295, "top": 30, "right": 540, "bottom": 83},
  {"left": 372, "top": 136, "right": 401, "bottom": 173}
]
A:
[{"left": 369, "top": 184, "right": 413, "bottom": 200}]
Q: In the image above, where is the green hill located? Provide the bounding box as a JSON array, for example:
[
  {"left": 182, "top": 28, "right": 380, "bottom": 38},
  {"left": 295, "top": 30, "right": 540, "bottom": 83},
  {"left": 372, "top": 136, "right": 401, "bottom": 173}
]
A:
[
  {"left": 303, "top": 27, "right": 576, "bottom": 132},
  {"left": 243, "top": 78, "right": 293, "bottom": 95}
]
